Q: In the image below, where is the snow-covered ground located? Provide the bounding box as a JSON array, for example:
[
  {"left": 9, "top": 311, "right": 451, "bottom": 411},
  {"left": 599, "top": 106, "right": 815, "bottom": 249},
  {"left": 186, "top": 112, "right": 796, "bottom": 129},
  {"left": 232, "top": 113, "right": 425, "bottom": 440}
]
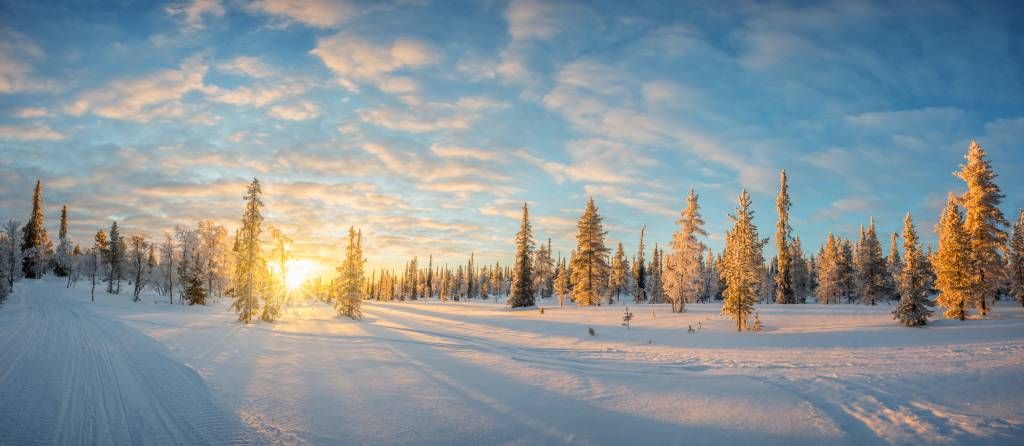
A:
[{"left": 2, "top": 278, "right": 1023, "bottom": 445}]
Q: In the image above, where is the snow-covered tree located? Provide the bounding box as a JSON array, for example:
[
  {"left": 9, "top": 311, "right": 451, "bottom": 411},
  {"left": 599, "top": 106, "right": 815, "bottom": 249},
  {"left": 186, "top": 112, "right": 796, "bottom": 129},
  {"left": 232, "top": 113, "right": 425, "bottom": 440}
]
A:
[
  {"left": 21, "top": 180, "right": 51, "bottom": 279},
  {"left": 774, "top": 170, "right": 797, "bottom": 304},
  {"left": 700, "top": 249, "right": 719, "bottom": 303},
  {"left": 176, "top": 226, "right": 206, "bottom": 306},
  {"left": 815, "top": 234, "right": 842, "bottom": 304},
  {"left": 263, "top": 226, "right": 289, "bottom": 320},
  {"left": 609, "top": 242, "right": 629, "bottom": 304},
  {"left": 158, "top": 232, "right": 176, "bottom": 301},
  {"left": 648, "top": 244, "right": 664, "bottom": 304},
  {"left": 127, "top": 235, "right": 149, "bottom": 302},
  {"left": 790, "top": 237, "right": 810, "bottom": 303},
  {"left": 721, "top": 190, "right": 765, "bottom": 332},
  {"left": 553, "top": 257, "right": 570, "bottom": 307},
  {"left": 1, "top": 219, "right": 22, "bottom": 294},
  {"left": 106, "top": 221, "right": 124, "bottom": 294},
  {"left": 335, "top": 226, "right": 364, "bottom": 319},
  {"left": 665, "top": 189, "right": 706, "bottom": 312},
  {"left": 232, "top": 178, "right": 267, "bottom": 323},
  {"left": 956, "top": 141, "right": 1009, "bottom": 317},
  {"left": 1009, "top": 210, "right": 1024, "bottom": 307},
  {"left": 571, "top": 198, "right": 609, "bottom": 306},
  {"left": 509, "top": 203, "right": 535, "bottom": 308},
  {"left": 533, "top": 239, "right": 554, "bottom": 300},
  {"left": 54, "top": 206, "right": 71, "bottom": 277},
  {"left": 893, "top": 213, "right": 934, "bottom": 327},
  {"left": 632, "top": 226, "right": 647, "bottom": 303},
  {"left": 856, "top": 218, "right": 888, "bottom": 305},
  {"left": 198, "top": 220, "right": 232, "bottom": 300},
  {"left": 934, "top": 195, "right": 973, "bottom": 320},
  {"left": 839, "top": 239, "right": 856, "bottom": 303}
]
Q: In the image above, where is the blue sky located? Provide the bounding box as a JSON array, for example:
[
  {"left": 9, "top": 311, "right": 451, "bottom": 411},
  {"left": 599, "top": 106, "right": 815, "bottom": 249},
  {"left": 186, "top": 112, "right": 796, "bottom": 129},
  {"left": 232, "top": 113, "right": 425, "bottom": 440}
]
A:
[{"left": 1, "top": 0, "right": 1023, "bottom": 270}]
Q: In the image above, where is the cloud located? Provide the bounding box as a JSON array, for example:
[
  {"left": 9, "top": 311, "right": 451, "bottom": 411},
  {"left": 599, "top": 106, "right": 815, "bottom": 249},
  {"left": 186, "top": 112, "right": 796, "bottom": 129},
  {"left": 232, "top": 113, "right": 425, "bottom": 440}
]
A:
[
  {"left": 311, "top": 32, "right": 437, "bottom": 92},
  {"left": 0, "top": 29, "right": 57, "bottom": 94},
  {"left": 583, "top": 184, "right": 677, "bottom": 217},
  {"left": 430, "top": 144, "right": 505, "bottom": 162},
  {"left": 65, "top": 55, "right": 209, "bottom": 122},
  {"left": 268, "top": 100, "right": 321, "bottom": 120},
  {"left": 246, "top": 0, "right": 359, "bottom": 28},
  {"left": 517, "top": 138, "right": 653, "bottom": 185},
  {"left": 812, "top": 196, "right": 881, "bottom": 222},
  {"left": 0, "top": 123, "right": 65, "bottom": 141},
  {"left": 506, "top": 0, "right": 564, "bottom": 41},
  {"left": 217, "top": 56, "right": 277, "bottom": 78},
  {"left": 846, "top": 107, "right": 965, "bottom": 129},
  {"left": 166, "top": 0, "right": 224, "bottom": 29},
  {"left": 10, "top": 107, "right": 49, "bottom": 118},
  {"left": 358, "top": 96, "right": 505, "bottom": 133}
]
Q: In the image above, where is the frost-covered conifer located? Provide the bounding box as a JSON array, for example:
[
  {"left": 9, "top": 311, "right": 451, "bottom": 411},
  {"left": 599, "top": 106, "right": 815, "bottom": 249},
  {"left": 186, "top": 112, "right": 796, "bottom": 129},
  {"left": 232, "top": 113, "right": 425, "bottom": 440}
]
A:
[
  {"left": 665, "top": 190, "right": 706, "bottom": 313},
  {"left": 232, "top": 178, "right": 266, "bottom": 323},
  {"left": 721, "top": 190, "right": 765, "bottom": 332},
  {"left": 571, "top": 198, "right": 609, "bottom": 306},
  {"left": 934, "top": 195, "right": 973, "bottom": 320},
  {"left": 336, "top": 227, "right": 364, "bottom": 319},
  {"left": 1009, "top": 211, "right": 1024, "bottom": 307},
  {"left": 893, "top": 213, "right": 933, "bottom": 327},
  {"left": 956, "top": 141, "right": 1009, "bottom": 316},
  {"left": 509, "top": 203, "right": 535, "bottom": 308}
]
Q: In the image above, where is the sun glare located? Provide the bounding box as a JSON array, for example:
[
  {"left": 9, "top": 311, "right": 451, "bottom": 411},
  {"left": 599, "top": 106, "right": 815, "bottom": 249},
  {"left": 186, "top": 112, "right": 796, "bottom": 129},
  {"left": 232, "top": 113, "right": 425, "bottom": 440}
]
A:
[{"left": 285, "top": 260, "right": 318, "bottom": 290}]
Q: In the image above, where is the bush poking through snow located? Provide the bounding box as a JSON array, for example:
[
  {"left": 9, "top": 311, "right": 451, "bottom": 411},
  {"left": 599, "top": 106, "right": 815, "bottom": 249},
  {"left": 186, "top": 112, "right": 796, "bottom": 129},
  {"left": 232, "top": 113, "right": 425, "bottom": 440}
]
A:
[{"left": 588, "top": 327, "right": 595, "bottom": 336}]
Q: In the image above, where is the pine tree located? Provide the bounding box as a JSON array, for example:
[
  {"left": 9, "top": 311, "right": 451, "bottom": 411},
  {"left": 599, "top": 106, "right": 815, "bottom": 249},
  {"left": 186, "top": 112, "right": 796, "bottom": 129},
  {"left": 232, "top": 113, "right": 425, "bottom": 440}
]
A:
[
  {"left": 54, "top": 205, "right": 71, "bottom": 277},
  {"left": 885, "top": 232, "right": 901, "bottom": 302},
  {"left": 893, "top": 213, "right": 933, "bottom": 327},
  {"left": 1009, "top": 210, "right": 1024, "bottom": 307},
  {"left": 336, "top": 227, "right": 365, "bottom": 319},
  {"left": 466, "top": 252, "right": 476, "bottom": 300},
  {"left": 648, "top": 244, "right": 664, "bottom": 304},
  {"left": 571, "top": 198, "right": 610, "bottom": 306},
  {"left": 664, "top": 190, "right": 706, "bottom": 313},
  {"left": 21, "top": 179, "right": 50, "bottom": 278},
  {"left": 721, "top": 190, "right": 765, "bottom": 331},
  {"left": 609, "top": 242, "right": 628, "bottom": 304},
  {"left": 956, "top": 141, "right": 1009, "bottom": 317},
  {"left": 790, "top": 237, "right": 809, "bottom": 303},
  {"left": 533, "top": 239, "right": 554, "bottom": 300},
  {"left": 632, "top": 226, "right": 647, "bottom": 303},
  {"left": 106, "top": 221, "right": 124, "bottom": 294},
  {"left": 774, "top": 170, "right": 797, "bottom": 304},
  {"left": 816, "top": 234, "right": 841, "bottom": 304},
  {"left": 160, "top": 232, "right": 176, "bottom": 302},
  {"left": 509, "top": 203, "right": 535, "bottom": 308},
  {"left": 856, "top": 218, "right": 887, "bottom": 305},
  {"left": 934, "top": 195, "right": 973, "bottom": 320},
  {"left": 839, "top": 239, "right": 856, "bottom": 303},
  {"left": 425, "top": 254, "right": 434, "bottom": 300},
  {"left": 232, "top": 178, "right": 266, "bottom": 323},
  {"left": 553, "top": 257, "right": 570, "bottom": 307}
]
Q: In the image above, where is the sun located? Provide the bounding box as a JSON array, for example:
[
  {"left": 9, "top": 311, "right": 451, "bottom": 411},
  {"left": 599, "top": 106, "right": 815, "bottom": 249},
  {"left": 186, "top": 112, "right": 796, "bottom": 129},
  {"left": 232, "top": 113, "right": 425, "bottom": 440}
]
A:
[{"left": 285, "top": 259, "right": 318, "bottom": 290}]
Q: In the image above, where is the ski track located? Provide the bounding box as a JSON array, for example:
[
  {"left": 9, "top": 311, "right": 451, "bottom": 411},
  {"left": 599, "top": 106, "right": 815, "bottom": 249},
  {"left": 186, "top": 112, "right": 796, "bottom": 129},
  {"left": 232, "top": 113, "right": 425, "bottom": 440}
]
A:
[
  {"left": 0, "top": 283, "right": 254, "bottom": 446},
  {"left": 3, "top": 279, "right": 1024, "bottom": 445}
]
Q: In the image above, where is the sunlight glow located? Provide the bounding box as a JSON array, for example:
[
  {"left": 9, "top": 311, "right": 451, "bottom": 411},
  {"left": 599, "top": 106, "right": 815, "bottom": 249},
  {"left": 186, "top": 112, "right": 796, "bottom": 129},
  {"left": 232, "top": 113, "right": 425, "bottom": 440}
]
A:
[{"left": 285, "top": 260, "right": 318, "bottom": 290}]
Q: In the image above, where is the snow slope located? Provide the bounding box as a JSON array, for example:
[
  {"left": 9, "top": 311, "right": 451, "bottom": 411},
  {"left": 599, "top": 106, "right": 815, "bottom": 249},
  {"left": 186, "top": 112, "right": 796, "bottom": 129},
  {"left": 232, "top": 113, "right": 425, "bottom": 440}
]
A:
[{"left": 2, "top": 278, "right": 1023, "bottom": 445}]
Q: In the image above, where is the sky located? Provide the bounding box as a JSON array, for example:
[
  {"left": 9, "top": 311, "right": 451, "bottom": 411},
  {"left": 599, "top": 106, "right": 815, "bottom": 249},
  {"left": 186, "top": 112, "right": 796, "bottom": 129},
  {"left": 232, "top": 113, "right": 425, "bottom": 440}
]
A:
[{"left": 1, "top": 0, "right": 1023, "bottom": 272}]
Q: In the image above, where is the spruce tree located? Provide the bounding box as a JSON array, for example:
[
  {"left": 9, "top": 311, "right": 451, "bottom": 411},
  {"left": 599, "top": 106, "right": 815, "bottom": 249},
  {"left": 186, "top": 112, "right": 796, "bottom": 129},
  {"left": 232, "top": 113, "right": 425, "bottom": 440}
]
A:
[
  {"left": 106, "top": 221, "right": 124, "bottom": 294},
  {"left": 609, "top": 242, "right": 628, "bottom": 304},
  {"left": 509, "top": 203, "right": 535, "bottom": 308},
  {"left": 893, "top": 213, "right": 933, "bottom": 327},
  {"left": 54, "top": 205, "right": 71, "bottom": 277},
  {"left": 721, "top": 190, "right": 765, "bottom": 331},
  {"left": 21, "top": 179, "right": 50, "bottom": 278},
  {"left": 1, "top": 220, "right": 22, "bottom": 292},
  {"left": 815, "top": 234, "right": 841, "bottom": 304},
  {"left": 885, "top": 232, "right": 902, "bottom": 302},
  {"left": 856, "top": 218, "right": 887, "bottom": 305},
  {"left": 648, "top": 244, "right": 664, "bottom": 304},
  {"left": 665, "top": 189, "right": 706, "bottom": 313},
  {"left": 336, "top": 227, "right": 365, "bottom": 319},
  {"left": 956, "top": 141, "right": 1009, "bottom": 317},
  {"left": 1008, "top": 210, "right": 1024, "bottom": 307},
  {"left": 839, "top": 239, "right": 856, "bottom": 303},
  {"left": 774, "top": 170, "right": 796, "bottom": 304},
  {"left": 553, "top": 257, "right": 570, "bottom": 307},
  {"left": 571, "top": 198, "right": 609, "bottom": 306},
  {"left": 790, "top": 237, "right": 809, "bottom": 303},
  {"left": 934, "top": 195, "right": 973, "bottom": 320},
  {"left": 232, "top": 178, "right": 265, "bottom": 323},
  {"left": 632, "top": 226, "right": 647, "bottom": 303}
]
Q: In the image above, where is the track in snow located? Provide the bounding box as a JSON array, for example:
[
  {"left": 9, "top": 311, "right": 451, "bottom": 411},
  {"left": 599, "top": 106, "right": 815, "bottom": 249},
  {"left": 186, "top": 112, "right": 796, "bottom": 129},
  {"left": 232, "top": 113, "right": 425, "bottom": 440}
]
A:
[{"left": 0, "top": 283, "right": 252, "bottom": 445}]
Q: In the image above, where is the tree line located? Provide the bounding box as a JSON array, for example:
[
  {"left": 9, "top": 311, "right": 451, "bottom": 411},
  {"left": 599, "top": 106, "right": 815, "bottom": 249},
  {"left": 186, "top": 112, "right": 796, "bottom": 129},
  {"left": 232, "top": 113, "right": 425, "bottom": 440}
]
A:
[{"left": 2, "top": 141, "right": 1023, "bottom": 329}]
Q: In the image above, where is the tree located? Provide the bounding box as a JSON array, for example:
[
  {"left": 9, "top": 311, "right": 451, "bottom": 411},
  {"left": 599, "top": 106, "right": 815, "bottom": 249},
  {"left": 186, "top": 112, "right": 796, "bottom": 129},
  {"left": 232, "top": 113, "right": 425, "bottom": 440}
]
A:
[
  {"left": 648, "top": 244, "right": 664, "bottom": 304},
  {"left": 232, "top": 178, "right": 266, "bottom": 323},
  {"left": 885, "top": 232, "right": 901, "bottom": 303},
  {"left": 571, "top": 198, "right": 610, "bottom": 306},
  {"left": 21, "top": 179, "right": 51, "bottom": 279},
  {"left": 774, "top": 170, "right": 796, "bottom": 304},
  {"left": 553, "top": 257, "right": 570, "bottom": 307},
  {"left": 159, "top": 232, "right": 176, "bottom": 302},
  {"left": 106, "top": 221, "right": 124, "bottom": 294},
  {"left": 1009, "top": 210, "right": 1024, "bottom": 307},
  {"left": 856, "top": 218, "right": 888, "bottom": 305},
  {"left": 198, "top": 220, "right": 231, "bottom": 300},
  {"left": 176, "top": 226, "right": 206, "bottom": 305},
  {"left": 609, "top": 242, "right": 629, "bottom": 304},
  {"left": 893, "top": 213, "right": 934, "bottom": 327},
  {"left": 633, "top": 226, "right": 647, "bottom": 303},
  {"left": 425, "top": 254, "right": 434, "bottom": 300},
  {"left": 815, "top": 234, "right": 842, "bottom": 304},
  {"left": 264, "top": 227, "right": 290, "bottom": 319},
  {"left": 54, "top": 205, "right": 71, "bottom": 277},
  {"left": 721, "top": 190, "right": 766, "bottom": 332},
  {"left": 128, "top": 235, "right": 149, "bottom": 302},
  {"left": 335, "top": 227, "right": 365, "bottom": 319},
  {"left": 700, "top": 249, "right": 719, "bottom": 303},
  {"left": 934, "top": 195, "right": 973, "bottom": 320},
  {"left": 790, "top": 237, "right": 810, "bottom": 303},
  {"left": 1, "top": 220, "right": 22, "bottom": 293},
  {"left": 509, "top": 203, "right": 536, "bottom": 308},
  {"left": 665, "top": 189, "right": 707, "bottom": 313},
  {"left": 533, "top": 239, "right": 554, "bottom": 300},
  {"left": 956, "top": 141, "right": 1009, "bottom": 317}
]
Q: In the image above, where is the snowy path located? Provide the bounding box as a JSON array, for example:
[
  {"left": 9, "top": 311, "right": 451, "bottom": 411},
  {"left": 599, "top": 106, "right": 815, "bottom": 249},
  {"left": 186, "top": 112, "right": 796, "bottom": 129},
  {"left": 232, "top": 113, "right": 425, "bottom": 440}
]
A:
[
  {"left": 0, "top": 282, "right": 250, "bottom": 445},
  {"left": 3, "top": 279, "right": 1024, "bottom": 445}
]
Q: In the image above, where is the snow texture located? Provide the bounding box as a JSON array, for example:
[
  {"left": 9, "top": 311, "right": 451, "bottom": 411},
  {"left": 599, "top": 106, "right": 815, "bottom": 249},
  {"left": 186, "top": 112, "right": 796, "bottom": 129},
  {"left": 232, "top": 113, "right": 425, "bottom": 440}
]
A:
[{"left": 1, "top": 278, "right": 1023, "bottom": 445}]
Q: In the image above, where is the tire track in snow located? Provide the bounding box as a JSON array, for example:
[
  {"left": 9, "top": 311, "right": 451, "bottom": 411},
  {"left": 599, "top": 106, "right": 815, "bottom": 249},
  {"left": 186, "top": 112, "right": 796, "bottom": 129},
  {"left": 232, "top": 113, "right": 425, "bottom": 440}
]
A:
[{"left": 0, "top": 281, "right": 255, "bottom": 445}]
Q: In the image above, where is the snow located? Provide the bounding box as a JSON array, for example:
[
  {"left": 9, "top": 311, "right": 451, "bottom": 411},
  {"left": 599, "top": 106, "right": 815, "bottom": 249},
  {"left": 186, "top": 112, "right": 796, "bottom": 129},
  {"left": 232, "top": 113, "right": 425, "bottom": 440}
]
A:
[{"left": 2, "top": 278, "right": 1023, "bottom": 445}]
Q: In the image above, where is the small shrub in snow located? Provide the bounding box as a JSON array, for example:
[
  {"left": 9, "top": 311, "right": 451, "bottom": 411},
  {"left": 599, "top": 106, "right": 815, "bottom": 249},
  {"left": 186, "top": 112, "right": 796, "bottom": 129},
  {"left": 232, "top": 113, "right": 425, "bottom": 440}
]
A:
[{"left": 588, "top": 327, "right": 595, "bottom": 336}]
